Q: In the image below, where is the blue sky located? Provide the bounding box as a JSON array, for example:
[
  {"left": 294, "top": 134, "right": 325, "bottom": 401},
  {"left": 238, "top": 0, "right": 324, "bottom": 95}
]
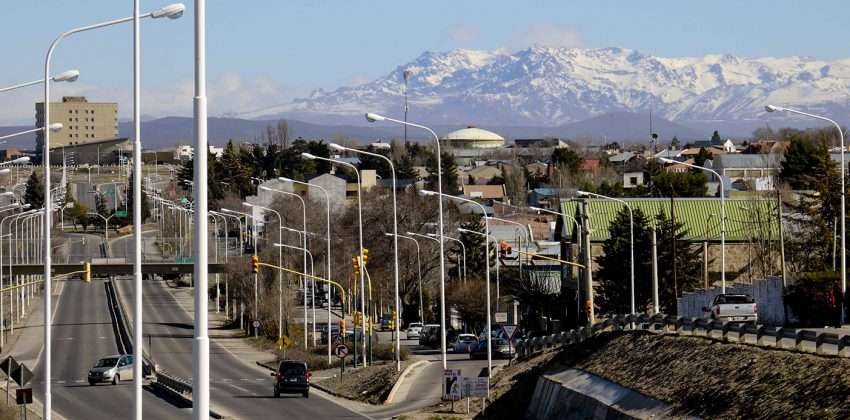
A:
[{"left": 1, "top": 0, "right": 849, "bottom": 124}]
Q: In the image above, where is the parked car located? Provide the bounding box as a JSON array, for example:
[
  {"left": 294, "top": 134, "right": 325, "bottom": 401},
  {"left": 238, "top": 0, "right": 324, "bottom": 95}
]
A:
[
  {"left": 406, "top": 322, "right": 423, "bottom": 340},
  {"left": 703, "top": 294, "right": 758, "bottom": 324},
  {"left": 469, "top": 338, "right": 515, "bottom": 360},
  {"left": 419, "top": 324, "right": 440, "bottom": 347},
  {"left": 320, "top": 325, "right": 341, "bottom": 344},
  {"left": 453, "top": 334, "right": 478, "bottom": 353},
  {"left": 88, "top": 354, "right": 134, "bottom": 385},
  {"left": 271, "top": 360, "right": 311, "bottom": 398}
]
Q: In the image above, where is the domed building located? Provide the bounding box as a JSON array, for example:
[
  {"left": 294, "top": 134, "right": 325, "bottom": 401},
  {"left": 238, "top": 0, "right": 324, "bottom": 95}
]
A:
[{"left": 440, "top": 126, "right": 505, "bottom": 149}]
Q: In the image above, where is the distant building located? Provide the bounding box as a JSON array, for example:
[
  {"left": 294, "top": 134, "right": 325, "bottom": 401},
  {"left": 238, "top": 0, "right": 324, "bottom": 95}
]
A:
[
  {"left": 713, "top": 154, "right": 781, "bottom": 191},
  {"left": 462, "top": 184, "right": 506, "bottom": 201},
  {"left": 461, "top": 165, "right": 502, "bottom": 185},
  {"left": 580, "top": 159, "right": 600, "bottom": 172},
  {"left": 36, "top": 96, "right": 118, "bottom": 149},
  {"left": 513, "top": 137, "right": 568, "bottom": 148},
  {"left": 368, "top": 140, "right": 392, "bottom": 150},
  {"left": 623, "top": 171, "right": 645, "bottom": 189},
  {"left": 441, "top": 127, "right": 505, "bottom": 149}
]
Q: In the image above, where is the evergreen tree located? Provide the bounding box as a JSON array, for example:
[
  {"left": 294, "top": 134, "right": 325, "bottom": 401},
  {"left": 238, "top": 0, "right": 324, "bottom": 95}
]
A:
[
  {"left": 670, "top": 136, "right": 680, "bottom": 149},
  {"left": 595, "top": 207, "right": 652, "bottom": 314},
  {"left": 449, "top": 218, "right": 493, "bottom": 280},
  {"left": 425, "top": 151, "right": 459, "bottom": 194},
  {"left": 357, "top": 146, "right": 393, "bottom": 179},
  {"left": 24, "top": 171, "right": 44, "bottom": 209},
  {"left": 551, "top": 148, "right": 582, "bottom": 174},
  {"left": 654, "top": 211, "right": 703, "bottom": 313},
  {"left": 693, "top": 148, "right": 711, "bottom": 166},
  {"left": 396, "top": 153, "right": 417, "bottom": 180},
  {"left": 125, "top": 172, "right": 151, "bottom": 223},
  {"left": 710, "top": 130, "right": 722, "bottom": 145},
  {"left": 780, "top": 136, "right": 835, "bottom": 190}
]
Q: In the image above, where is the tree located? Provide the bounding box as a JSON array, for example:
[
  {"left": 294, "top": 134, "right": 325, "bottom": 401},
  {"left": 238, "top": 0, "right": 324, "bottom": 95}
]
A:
[
  {"left": 654, "top": 211, "right": 703, "bottom": 313},
  {"left": 67, "top": 202, "right": 89, "bottom": 230},
  {"left": 551, "top": 148, "right": 582, "bottom": 174},
  {"left": 396, "top": 153, "right": 417, "bottom": 180},
  {"left": 651, "top": 171, "right": 708, "bottom": 197},
  {"left": 357, "top": 146, "right": 393, "bottom": 179},
  {"left": 780, "top": 135, "right": 835, "bottom": 190},
  {"left": 24, "top": 171, "right": 44, "bottom": 209},
  {"left": 670, "top": 136, "right": 681, "bottom": 150},
  {"left": 710, "top": 130, "right": 722, "bottom": 145},
  {"left": 693, "top": 148, "right": 711, "bottom": 167},
  {"left": 595, "top": 207, "right": 652, "bottom": 314},
  {"left": 125, "top": 172, "right": 151, "bottom": 223},
  {"left": 425, "top": 151, "right": 459, "bottom": 194}
]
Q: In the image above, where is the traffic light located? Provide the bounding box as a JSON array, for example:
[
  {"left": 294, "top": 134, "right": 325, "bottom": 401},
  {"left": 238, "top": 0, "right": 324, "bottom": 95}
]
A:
[
  {"left": 251, "top": 255, "right": 259, "bottom": 273},
  {"left": 361, "top": 248, "right": 369, "bottom": 266},
  {"left": 388, "top": 310, "right": 396, "bottom": 330},
  {"left": 338, "top": 319, "right": 346, "bottom": 332},
  {"left": 353, "top": 311, "right": 362, "bottom": 327},
  {"left": 352, "top": 256, "right": 360, "bottom": 274},
  {"left": 83, "top": 262, "right": 91, "bottom": 283}
]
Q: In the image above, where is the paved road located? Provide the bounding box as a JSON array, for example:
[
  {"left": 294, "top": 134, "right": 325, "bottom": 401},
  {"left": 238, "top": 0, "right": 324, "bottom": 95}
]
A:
[
  {"left": 110, "top": 233, "right": 366, "bottom": 419},
  {"left": 27, "top": 278, "right": 190, "bottom": 419}
]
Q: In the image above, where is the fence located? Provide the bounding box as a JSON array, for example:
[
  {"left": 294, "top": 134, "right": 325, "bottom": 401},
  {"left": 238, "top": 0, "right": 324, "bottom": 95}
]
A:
[
  {"left": 677, "top": 277, "right": 786, "bottom": 325},
  {"left": 513, "top": 313, "right": 850, "bottom": 361}
]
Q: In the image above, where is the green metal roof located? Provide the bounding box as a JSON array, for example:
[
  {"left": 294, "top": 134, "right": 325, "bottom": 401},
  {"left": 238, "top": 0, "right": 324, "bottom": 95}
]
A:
[{"left": 561, "top": 197, "right": 780, "bottom": 242}]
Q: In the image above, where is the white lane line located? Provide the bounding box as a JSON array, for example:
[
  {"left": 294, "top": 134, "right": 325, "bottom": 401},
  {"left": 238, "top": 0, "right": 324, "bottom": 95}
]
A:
[
  {"left": 240, "top": 378, "right": 251, "bottom": 382},
  {"left": 56, "top": 380, "right": 66, "bottom": 384},
  {"left": 75, "top": 380, "right": 85, "bottom": 383},
  {"left": 57, "top": 337, "right": 74, "bottom": 341},
  {"left": 98, "top": 336, "right": 107, "bottom": 339}
]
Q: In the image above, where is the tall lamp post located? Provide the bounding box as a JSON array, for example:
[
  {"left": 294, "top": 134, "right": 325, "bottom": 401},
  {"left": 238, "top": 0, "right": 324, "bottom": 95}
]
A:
[
  {"left": 576, "top": 190, "right": 636, "bottom": 316},
  {"left": 329, "top": 143, "right": 401, "bottom": 371},
  {"left": 659, "top": 158, "right": 727, "bottom": 293},
  {"left": 42, "top": 6, "right": 184, "bottom": 419},
  {"left": 765, "top": 104, "right": 845, "bottom": 322},
  {"left": 386, "top": 233, "right": 424, "bottom": 323},
  {"left": 301, "top": 152, "right": 368, "bottom": 366},
  {"left": 365, "top": 112, "right": 447, "bottom": 370},
  {"left": 428, "top": 233, "right": 466, "bottom": 284},
  {"left": 421, "top": 190, "right": 492, "bottom": 379},
  {"left": 0, "top": 70, "right": 79, "bottom": 93},
  {"left": 243, "top": 201, "right": 287, "bottom": 344},
  {"left": 278, "top": 177, "right": 333, "bottom": 364}
]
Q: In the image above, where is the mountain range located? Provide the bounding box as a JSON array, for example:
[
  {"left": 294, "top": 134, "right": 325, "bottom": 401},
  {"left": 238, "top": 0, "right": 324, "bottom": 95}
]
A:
[{"left": 246, "top": 46, "right": 850, "bottom": 129}]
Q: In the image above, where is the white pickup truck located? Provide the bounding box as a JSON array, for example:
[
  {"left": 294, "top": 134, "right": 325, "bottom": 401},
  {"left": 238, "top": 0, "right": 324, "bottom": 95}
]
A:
[{"left": 703, "top": 294, "right": 758, "bottom": 324}]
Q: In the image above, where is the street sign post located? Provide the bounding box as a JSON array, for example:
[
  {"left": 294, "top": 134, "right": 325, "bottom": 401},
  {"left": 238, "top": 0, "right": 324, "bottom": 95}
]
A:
[
  {"left": 500, "top": 325, "right": 519, "bottom": 362},
  {"left": 442, "top": 369, "right": 462, "bottom": 401},
  {"left": 494, "top": 312, "right": 508, "bottom": 323},
  {"left": 1, "top": 356, "right": 19, "bottom": 405},
  {"left": 114, "top": 210, "right": 128, "bottom": 218},
  {"left": 335, "top": 344, "right": 349, "bottom": 375}
]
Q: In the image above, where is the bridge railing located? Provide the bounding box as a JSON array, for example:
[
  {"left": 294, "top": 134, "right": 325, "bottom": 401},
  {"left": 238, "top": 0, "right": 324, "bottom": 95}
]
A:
[{"left": 513, "top": 314, "right": 850, "bottom": 361}]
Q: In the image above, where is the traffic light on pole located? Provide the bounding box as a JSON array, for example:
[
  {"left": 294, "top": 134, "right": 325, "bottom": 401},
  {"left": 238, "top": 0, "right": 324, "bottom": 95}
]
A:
[
  {"left": 83, "top": 262, "right": 91, "bottom": 283},
  {"left": 361, "top": 248, "right": 369, "bottom": 266},
  {"left": 338, "top": 319, "right": 346, "bottom": 333},
  {"left": 352, "top": 256, "right": 360, "bottom": 274},
  {"left": 388, "top": 310, "right": 396, "bottom": 330},
  {"left": 251, "top": 255, "right": 259, "bottom": 273}
]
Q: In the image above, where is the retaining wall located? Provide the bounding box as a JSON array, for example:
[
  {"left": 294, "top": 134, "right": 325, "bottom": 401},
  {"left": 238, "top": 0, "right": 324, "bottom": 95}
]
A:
[{"left": 677, "top": 277, "right": 786, "bottom": 325}]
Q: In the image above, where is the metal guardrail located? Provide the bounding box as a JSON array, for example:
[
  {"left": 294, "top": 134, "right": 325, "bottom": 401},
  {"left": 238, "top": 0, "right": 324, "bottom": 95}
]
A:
[
  {"left": 513, "top": 314, "right": 850, "bottom": 360},
  {"left": 155, "top": 368, "right": 193, "bottom": 396}
]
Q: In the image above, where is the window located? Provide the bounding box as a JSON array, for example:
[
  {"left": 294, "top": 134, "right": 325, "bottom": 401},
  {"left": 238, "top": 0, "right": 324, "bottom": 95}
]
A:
[{"left": 629, "top": 176, "right": 638, "bottom": 185}]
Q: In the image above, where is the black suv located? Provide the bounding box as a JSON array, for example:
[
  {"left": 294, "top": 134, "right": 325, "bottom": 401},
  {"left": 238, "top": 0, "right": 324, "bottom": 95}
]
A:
[{"left": 272, "top": 360, "right": 311, "bottom": 398}]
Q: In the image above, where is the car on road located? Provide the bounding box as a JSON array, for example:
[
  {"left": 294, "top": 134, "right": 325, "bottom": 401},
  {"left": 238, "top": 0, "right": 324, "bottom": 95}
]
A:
[
  {"left": 419, "top": 324, "right": 440, "bottom": 347},
  {"left": 272, "top": 360, "right": 311, "bottom": 398},
  {"left": 406, "top": 322, "right": 423, "bottom": 339},
  {"left": 88, "top": 354, "right": 134, "bottom": 385},
  {"left": 320, "top": 325, "right": 341, "bottom": 344},
  {"left": 453, "top": 334, "right": 478, "bottom": 353},
  {"left": 469, "top": 338, "right": 514, "bottom": 360},
  {"left": 703, "top": 294, "right": 758, "bottom": 324}
]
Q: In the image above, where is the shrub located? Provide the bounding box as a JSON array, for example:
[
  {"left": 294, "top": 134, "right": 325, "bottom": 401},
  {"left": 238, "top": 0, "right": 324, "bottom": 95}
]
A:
[{"left": 785, "top": 272, "right": 843, "bottom": 327}]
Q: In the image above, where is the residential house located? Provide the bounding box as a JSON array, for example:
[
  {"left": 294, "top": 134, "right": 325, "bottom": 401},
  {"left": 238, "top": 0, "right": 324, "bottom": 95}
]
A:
[
  {"left": 462, "top": 165, "right": 502, "bottom": 185},
  {"left": 462, "top": 184, "right": 506, "bottom": 202},
  {"left": 713, "top": 154, "right": 782, "bottom": 191},
  {"left": 513, "top": 137, "right": 569, "bottom": 148}
]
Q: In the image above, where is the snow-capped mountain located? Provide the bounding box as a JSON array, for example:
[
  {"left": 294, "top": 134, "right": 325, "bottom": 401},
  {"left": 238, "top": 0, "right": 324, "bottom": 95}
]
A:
[{"left": 249, "top": 47, "right": 850, "bottom": 127}]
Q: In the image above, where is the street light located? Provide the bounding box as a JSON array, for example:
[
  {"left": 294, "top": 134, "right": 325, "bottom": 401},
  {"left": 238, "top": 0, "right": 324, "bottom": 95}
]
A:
[
  {"left": 386, "top": 232, "right": 424, "bottom": 323},
  {"left": 659, "top": 157, "right": 727, "bottom": 293},
  {"left": 278, "top": 176, "right": 334, "bottom": 364},
  {"left": 329, "top": 142, "right": 401, "bottom": 371},
  {"left": 427, "top": 232, "right": 466, "bottom": 284},
  {"left": 301, "top": 152, "right": 368, "bottom": 366},
  {"left": 41, "top": 6, "right": 185, "bottom": 417},
  {"left": 366, "top": 112, "right": 447, "bottom": 370},
  {"left": 257, "top": 186, "right": 309, "bottom": 348},
  {"left": 576, "top": 190, "right": 636, "bottom": 316},
  {"left": 421, "top": 190, "right": 492, "bottom": 379},
  {"left": 765, "top": 104, "right": 845, "bottom": 321},
  {"left": 0, "top": 124, "right": 63, "bottom": 142},
  {"left": 0, "top": 70, "right": 79, "bottom": 93}
]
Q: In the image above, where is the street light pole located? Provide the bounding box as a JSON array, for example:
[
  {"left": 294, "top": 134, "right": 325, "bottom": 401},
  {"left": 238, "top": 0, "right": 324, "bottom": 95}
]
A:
[
  {"left": 365, "top": 112, "right": 447, "bottom": 370},
  {"left": 659, "top": 158, "right": 727, "bottom": 293},
  {"left": 765, "top": 105, "right": 845, "bottom": 322},
  {"left": 243, "top": 201, "right": 287, "bottom": 345},
  {"left": 329, "top": 143, "right": 401, "bottom": 371},
  {"left": 422, "top": 190, "right": 492, "bottom": 378},
  {"left": 302, "top": 153, "right": 367, "bottom": 366},
  {"left": 278, "top": 177, "right": 334, "bottom": 364},
  {"left": 428, "top": 233, "right": 466, "bottom": 284},
  {"left": 576, "top": 191, "right": 635, "bottom": 316},
  {"left": 387, "top": 233, "right": 424, "bottom": 323}
]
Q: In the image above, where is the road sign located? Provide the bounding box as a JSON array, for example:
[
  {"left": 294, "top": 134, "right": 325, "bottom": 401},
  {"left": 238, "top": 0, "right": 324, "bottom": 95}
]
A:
[
  {"left": 15, "top": 388, "right": 32, "bottom": 405},
  {"left": 1, "top": 356, "right": 18, "bottom": 377},
  {"left": 113, "top": 210, "right": 128, "bottom": 218},
  {"left": 494, "top": 312, "right": 508, "bottom": 323},
  {"left": 10, "top": 363, "right": 32, "bottom": 387},
  {"left": 442, "top": 369, "right": 462, "bottom": 401},
  {"left": 252, "top": 320, "right": 260, "bottom": 328},
  {"left": 461, "top": 376, "right": 489, "bottom": 398},
  {"left": 501, "top": 325, "right": 518, "bottom": 340},
  {"left": 334, "top": 344, "right": 349, "bottom": 358}
]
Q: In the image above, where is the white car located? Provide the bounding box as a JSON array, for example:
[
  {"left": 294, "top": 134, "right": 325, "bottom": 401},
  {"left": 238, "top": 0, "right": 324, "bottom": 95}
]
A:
[
  {"left": 406, "top": 322, "right": 423, "bottom": 339},
  {"left": 453, "top": 334, "right": 478, "bottom": 353}
]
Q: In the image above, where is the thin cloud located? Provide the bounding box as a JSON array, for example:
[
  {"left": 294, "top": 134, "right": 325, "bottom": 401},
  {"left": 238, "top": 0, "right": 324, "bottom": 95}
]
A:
[
  {"left": 511, "top": 22, "right": 583, "bottom": 50},
  {"left": 444, "top": 24, "right": 479, "bottom": 46}
]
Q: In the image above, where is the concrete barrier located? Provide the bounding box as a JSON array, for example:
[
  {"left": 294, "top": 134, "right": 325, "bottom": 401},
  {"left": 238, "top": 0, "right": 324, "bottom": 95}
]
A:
[{"left": 525, "top": 369, "right": 683, "bottom": 420}]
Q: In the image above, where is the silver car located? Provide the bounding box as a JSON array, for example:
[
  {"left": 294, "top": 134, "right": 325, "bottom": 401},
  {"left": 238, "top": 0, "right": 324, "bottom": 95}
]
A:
[
  {"left": 453, "top": 334, "right": 478, "bottom": 353},
  {"left": 88, "top": 354, "right": 134, "bottom": 385},
  {"left": 406, "top": 322, "right": 423, "bottom": 339}
]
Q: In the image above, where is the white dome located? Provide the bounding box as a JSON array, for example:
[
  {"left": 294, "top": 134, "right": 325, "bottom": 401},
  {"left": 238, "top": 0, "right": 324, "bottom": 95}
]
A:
[
  {"left": 441, "top": 127, "right": 505, "bottom": 149},
  {"left": 442, "top": 127, "right": 505, "bottom": 142}
]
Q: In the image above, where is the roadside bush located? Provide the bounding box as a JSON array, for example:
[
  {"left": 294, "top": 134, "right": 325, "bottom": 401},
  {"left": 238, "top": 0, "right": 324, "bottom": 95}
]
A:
[{"left": 785, "top": 272, "right": 843, "bottom": 327}]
